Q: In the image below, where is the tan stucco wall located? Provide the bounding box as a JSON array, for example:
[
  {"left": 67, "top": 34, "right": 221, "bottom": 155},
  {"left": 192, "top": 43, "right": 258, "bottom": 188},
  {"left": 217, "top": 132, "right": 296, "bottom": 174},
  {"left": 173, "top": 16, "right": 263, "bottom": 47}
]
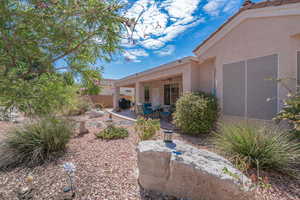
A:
[
  {"left": 195, "top": 15, "right": 300, "bottom": 110},
  {"left": 190, "top": 59, "right": 215, "bottom": 93}
]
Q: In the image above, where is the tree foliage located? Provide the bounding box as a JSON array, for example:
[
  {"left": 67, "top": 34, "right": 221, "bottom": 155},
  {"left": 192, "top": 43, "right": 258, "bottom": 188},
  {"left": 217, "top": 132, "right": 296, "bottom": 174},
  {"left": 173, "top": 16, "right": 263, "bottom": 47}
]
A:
[
  {"left": 0, "top": 0, "right": 128, "bottom": 114},
  {"left": 0, "top": 73, "right": 78, "bottom": 116}
]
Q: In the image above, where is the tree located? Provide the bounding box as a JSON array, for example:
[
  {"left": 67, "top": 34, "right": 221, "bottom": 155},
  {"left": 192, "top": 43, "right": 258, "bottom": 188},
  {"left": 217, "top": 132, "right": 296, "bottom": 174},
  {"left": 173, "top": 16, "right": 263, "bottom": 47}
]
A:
[{"left": 0, "top": 0, "right": 129, "bottom": 115}]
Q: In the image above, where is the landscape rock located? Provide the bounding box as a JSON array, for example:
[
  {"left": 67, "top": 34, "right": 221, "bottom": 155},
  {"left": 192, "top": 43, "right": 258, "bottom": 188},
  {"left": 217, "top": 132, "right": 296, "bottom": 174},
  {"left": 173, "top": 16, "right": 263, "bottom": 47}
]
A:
[
  {"left": 78, "top": 121, "right": 89, "bottom": 136},
  {"left": 87, "top": 110, "right": 105, "bottom": 118},
  {"left": 137, "top": 140, "right": 254, "bottom": 200}
]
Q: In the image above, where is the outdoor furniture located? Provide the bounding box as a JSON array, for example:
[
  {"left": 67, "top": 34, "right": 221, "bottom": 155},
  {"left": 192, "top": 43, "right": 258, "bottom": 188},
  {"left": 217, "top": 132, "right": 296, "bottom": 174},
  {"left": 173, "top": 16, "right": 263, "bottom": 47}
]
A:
[
  {"left": 136, "top": 104, "right": 154, "bottom": 118},
  {"left": 152, "top": 105, "right": 162, "bottom": 118},
  {"left": 118, "top": 98, "right": 131, "bottom": 109},
  {"left": 142, "top": 103, "right": 154, "bottom": 118},
  {"left": 160, "top": 106, "right": 172, "bottom": 121}
]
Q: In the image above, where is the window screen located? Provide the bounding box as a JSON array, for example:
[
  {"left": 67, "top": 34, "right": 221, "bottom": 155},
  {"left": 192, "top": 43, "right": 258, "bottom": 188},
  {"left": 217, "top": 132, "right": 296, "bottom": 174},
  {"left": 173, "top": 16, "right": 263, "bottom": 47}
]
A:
[
  {"left": 246, "top": 54, "right": 278, "bottom": 120},
  {"left": 223, "top": 61, "right": 246, "bottom": 117}
]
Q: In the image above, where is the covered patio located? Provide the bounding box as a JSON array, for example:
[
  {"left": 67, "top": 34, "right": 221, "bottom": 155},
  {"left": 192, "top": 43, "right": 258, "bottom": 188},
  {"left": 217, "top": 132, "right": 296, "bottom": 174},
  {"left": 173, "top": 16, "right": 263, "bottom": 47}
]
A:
[{"left": 113, "top": 57, "right": 201, "bottom": 116}]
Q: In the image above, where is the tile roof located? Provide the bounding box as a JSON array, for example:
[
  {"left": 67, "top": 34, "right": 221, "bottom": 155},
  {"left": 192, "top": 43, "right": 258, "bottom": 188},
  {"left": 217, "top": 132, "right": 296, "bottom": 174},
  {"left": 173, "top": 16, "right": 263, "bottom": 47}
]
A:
[{"left": 193, "top": 0, "right": 300, "bottom": 53}]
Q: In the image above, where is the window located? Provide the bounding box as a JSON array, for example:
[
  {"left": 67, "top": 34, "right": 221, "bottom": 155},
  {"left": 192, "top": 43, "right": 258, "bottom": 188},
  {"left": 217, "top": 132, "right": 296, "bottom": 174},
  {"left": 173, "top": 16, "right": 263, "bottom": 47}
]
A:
[
  {"left": 164, "top": 85, "right": 171, "bottom": 105},
  {"left": 164, "top": 83, "right": 180, "bottom": 105},
  {"left": 144, "top": 86, "right": 150, "bottom": 102}
]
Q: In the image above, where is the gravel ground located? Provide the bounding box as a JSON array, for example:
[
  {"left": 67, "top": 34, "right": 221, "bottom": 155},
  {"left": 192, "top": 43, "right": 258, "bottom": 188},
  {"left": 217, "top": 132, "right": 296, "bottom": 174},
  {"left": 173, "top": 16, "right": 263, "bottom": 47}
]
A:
[{"left": 0, "top": 114, "right": 299, "bottom": 200}]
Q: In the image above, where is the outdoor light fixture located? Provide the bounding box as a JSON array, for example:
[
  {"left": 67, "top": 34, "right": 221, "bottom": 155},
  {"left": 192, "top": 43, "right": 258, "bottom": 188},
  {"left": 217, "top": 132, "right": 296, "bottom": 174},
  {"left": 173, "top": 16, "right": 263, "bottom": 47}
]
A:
[
  {"left": 106, "top": 113, "right": 113, "bottom": 126},
  {"left": 163, "top": 130, "right": 173, "bottom": 143}
]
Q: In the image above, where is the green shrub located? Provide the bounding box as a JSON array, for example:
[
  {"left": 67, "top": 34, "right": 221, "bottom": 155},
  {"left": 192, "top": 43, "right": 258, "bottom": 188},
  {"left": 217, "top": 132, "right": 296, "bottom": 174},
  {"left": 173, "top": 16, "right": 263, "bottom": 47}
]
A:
[
  {"left": 135, "top": 117, "right": 160, "bottom": 141},
  {"left": 65, "top": 96, "right": 93, "bottom": 116},
  {"left": 173, "top": 92, "right": 218, "bottom": 135},
  {"left": 214, "top": 123, "right": 300, "bottom": 174},
  {"left": 274, "top": 91, "right": 300, "bottom": 138},
  {"left": 95, "top": 125, "right": 128, "bottom": 140},
  {"left": 0, "top": 117, "right": 74, "bottom": 168}
]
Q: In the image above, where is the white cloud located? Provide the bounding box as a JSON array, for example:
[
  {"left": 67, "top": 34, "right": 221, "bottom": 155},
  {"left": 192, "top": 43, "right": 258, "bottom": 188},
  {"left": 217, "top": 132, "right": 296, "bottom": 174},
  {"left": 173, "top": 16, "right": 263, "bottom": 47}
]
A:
[
  {"left": 160, "top": 18, "right": 205, "bottom": 43},
  {"left": 203, "top": 0, "right": 225, "bottom": 16},
  {"left": 223, "top": 0, "right": 240, "bottom": 13},
  {"left": 141, "top": 39, "right": 165, "bottom": 49},
  {"left": 119, "top": 0, "right": 241, "bottom": 63},
  {"left": 125, "top": 0, "right": 168, "bottom": 39},
  {"left": 161, "top": 0, "right": 201, "bottom": 18},
  {"left": 124, "top": 48, "right": 149, "bottom": 62},
  {"left": 203, "top": 0, "right": 240, "bottom": 16},
  {"left": 124, "top": 0, "right": 203, "bottom": 50},
  {"left": 155, "top": 45, "right": 176, "bottom": 56}
]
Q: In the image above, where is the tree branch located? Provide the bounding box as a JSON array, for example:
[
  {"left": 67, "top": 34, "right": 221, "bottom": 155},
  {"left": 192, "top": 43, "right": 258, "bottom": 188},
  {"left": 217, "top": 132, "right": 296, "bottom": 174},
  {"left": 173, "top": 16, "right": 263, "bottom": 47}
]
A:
[
  {"left": 51, "top": 32, "right": 98, "bottom": 63},
  {"left": 55, "top": 66, "right": 70, "bottom": 71}
]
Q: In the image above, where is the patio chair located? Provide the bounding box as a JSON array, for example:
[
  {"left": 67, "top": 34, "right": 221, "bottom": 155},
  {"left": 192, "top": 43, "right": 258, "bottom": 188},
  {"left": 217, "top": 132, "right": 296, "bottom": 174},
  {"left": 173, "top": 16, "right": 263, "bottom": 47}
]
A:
[
  {"left": 142, "top": 103, "right": 154, "bottom": 118},
  {"left": 136, "top": 104, "right": 154, "bottom": 118}
]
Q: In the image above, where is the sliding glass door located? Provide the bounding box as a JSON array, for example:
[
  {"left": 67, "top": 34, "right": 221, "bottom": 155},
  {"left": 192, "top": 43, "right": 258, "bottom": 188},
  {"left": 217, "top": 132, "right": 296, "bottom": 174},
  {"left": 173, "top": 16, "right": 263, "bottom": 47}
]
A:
[{"left": 164, "top": 83, "right": 180, "bottom": 105}]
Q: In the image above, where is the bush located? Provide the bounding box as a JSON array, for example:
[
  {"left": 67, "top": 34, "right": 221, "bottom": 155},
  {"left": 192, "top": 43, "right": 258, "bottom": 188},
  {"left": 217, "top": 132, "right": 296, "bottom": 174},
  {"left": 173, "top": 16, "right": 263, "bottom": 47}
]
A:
[
  {"left": 95, "top": 125, "right": 128, "bottom": 140},
  {"left": 65, "top": 96, "right": 93, "bottom": 116},
  {"left": 214, "top": 123, "right": 300, "bottom": 174},
  {"left": 0, "top": 117, "right": 74, "bottom": 168},
  {"left": 135, "top": 117, "right": 160, "bottom": 141},
  {"left": 274, "top": 91, "right": 300, "bottom": 138},
  {"left": 173, "top": 92, "right": 218, "bottom": 135}
]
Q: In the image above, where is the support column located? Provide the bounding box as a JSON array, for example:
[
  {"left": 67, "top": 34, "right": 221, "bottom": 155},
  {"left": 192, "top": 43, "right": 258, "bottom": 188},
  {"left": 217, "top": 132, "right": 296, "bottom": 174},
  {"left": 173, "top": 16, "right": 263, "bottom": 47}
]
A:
[
  {"left": 113, "top": 86, "right": 120, "bottom": 110},
  {"left": 182, "top": 65, "right": 192, "bottom": 93},
  {"left": 135, "top": 81, "right": 142, "bottom": 105}
]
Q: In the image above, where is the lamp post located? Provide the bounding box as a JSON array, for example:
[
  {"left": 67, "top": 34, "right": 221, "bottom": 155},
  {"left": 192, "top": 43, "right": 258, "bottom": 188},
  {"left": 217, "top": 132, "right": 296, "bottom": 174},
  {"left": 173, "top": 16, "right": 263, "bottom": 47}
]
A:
[{"left": 163, "top": 130, "right": 173, "bottom": 143}]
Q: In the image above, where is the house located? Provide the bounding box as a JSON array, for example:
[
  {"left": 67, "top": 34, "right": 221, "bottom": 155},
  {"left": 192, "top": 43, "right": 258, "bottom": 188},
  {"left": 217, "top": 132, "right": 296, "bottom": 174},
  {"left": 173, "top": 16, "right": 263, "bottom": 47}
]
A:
[
  {"left": 89, "top": 79, "right": 134, "bottom": 108},
  {"left": 114, "top": 0, "right": 300, "bottom": 120}
]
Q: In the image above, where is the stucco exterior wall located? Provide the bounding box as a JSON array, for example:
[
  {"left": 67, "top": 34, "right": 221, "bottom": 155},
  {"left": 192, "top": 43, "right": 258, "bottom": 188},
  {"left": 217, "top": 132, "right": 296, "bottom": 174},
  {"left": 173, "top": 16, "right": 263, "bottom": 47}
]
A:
[
  {"left": 190, "top": 59, "right": 215, "bottom": 94},
  {"left": 196, "top": 15, "right": 300, "bottom": 110}
]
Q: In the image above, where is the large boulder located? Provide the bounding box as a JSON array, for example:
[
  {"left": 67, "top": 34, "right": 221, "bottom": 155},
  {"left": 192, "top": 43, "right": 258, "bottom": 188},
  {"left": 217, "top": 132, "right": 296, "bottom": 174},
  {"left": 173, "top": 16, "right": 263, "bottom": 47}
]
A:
[{"left": 137, "top": 140, "right": 254, "bottom": 200}]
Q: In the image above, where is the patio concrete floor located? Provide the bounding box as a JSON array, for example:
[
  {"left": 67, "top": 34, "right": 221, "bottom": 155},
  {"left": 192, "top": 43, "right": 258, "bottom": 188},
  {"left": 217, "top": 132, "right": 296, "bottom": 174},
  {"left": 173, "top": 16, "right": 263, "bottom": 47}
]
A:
[{"left": 106, "top": 109, "right": 175, "bottom": 130}]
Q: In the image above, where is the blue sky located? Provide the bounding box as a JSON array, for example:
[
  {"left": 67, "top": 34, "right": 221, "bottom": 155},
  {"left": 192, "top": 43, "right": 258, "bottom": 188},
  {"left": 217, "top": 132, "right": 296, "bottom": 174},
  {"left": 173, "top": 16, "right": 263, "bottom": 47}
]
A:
[{"left": 102, "top": 0, "right": 262, "bottom": 79}]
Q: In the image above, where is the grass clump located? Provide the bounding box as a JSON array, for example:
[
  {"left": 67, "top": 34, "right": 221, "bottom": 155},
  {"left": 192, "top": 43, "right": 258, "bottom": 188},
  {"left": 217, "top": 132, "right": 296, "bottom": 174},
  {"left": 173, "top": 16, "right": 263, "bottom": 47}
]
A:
[
  {"left": 135, "top": 117, "right": 160, "bottom": 141},
  {"left": 214, "top": 123, "right": 300, "bottom": 174},
  {"left": 95, "top": 125, "right": 128, "bottom": 140},
  {"left": 0, "top": 117, "right": 74, "bottom": 169}
]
